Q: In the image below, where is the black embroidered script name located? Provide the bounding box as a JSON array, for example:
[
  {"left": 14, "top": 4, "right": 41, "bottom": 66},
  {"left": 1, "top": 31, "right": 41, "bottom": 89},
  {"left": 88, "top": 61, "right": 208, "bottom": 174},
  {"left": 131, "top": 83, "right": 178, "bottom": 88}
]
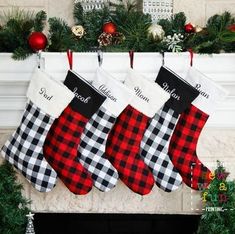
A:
[
  {"left": 73, "top": 87, "right": 91, "bottom": 103},
  {"left": 39, "top": 88, "right": 53, "bottom": 100},
  {"left": 134, "top": 86, "right": 149, "bottom": 103},
  {"left": 162, "top": 82, "right": 180, "bottom": 101},
  {"left": 99, "top": 85, "right": 117, "bottom": 102},
  {"left": 195, "top": 84, "right": 209, "bottom": 99}
]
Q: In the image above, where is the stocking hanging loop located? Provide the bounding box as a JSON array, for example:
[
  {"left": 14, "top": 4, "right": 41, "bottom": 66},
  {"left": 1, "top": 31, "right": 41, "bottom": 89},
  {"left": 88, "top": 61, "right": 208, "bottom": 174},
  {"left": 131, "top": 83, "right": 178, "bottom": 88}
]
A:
[
  {"left": 67, "top": 49, "right": 73, "bottom": 70},
  {"left": 161, "top": 51, "right": 165, "bottom": 67},
  {"left": 97, "top": 49, "right": 103, "bottom": 67},
  {"left": 188, "top": 48, "right": 194, "bottom": 67},
  {"left": 37, "top": 51, "right": 42, "bottom": 69},
  {"left": 129, "top": 50, "right": 134, "bottom": 69}
]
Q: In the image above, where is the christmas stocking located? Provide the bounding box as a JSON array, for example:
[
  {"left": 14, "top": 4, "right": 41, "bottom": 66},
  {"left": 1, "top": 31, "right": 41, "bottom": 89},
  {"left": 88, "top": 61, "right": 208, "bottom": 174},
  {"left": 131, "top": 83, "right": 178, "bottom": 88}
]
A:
[
  {"left": 140, "top": 66, "right": 199, "bottom": 192},
  {"left": 78, "top": 68, "right": 133, "bottom": 192},
  {"left": 106, "top": 69, "right": 170, "bottom": 195},
  {"left": 168, "top": 67, "right": 228, "bottom": 190},
  {"left": 43, "top": 70, "right": 106, "bottom": 195},
  {"left": 1, "top": 69, "right": 74, "bottom": 192}
]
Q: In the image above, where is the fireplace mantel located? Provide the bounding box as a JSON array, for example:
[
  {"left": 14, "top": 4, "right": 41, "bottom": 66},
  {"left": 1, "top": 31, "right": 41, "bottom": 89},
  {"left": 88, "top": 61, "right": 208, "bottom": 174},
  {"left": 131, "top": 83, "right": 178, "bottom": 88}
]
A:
[
  {"left": 0, "top": 53, "right": 235, "bottom": 214},
  {"left": 0, "top": 52, "right": 234, "bottom": 128}
]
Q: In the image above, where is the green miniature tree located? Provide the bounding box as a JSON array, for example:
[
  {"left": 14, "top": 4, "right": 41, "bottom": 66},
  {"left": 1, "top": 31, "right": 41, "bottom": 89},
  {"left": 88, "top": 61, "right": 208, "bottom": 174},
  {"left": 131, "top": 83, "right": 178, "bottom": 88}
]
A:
[
  {"left": 197, "top": 161, "right": 235, "bottom": 234},
  {"left": 0, "top": 161, "right": 30, "bottom": 234}
]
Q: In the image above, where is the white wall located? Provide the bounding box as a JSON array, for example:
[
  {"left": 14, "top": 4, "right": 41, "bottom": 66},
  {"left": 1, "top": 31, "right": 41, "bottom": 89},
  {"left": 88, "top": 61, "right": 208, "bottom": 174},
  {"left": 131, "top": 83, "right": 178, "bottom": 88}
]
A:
[
  {"left": 174, "top": 0, "right": 235, "bottom": 26},
  {"left": 0, "top": 0, "right": 235, "bottom": 26}
]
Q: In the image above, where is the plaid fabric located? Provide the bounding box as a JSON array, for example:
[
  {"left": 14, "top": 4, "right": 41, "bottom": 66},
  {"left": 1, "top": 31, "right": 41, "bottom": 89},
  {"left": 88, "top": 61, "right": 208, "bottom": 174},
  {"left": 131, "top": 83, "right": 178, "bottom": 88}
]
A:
[
  {"left": 78, "top": 106, "right": 119, "bottom": 192},
  {"left": 1, "top": 100, "right": 57, "bottom": 192},
  {"left": 168, "top": 104, "right": 211, "bottom": 190},
  {"left": 43, "top": 105, "right": 93, "bottom": 195},
  {"left": 106, "top": 105, "right": 155, "bottom": 195},
  {"left": 140, "top": 104, "right": 182, "bottom": 192}
]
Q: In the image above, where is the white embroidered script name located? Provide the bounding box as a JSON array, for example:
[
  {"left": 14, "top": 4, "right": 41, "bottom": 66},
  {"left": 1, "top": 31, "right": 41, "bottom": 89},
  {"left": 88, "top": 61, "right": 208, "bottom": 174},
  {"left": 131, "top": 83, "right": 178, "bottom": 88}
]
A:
[
  {"left": 39, "top": 88, "right": 53, "bottom": 100},
  {"left": 162, "top": 82, "right": 180, "bottom": 101},
  {"left": 134, "top": 87, "right": 149, "bottom": 103},
  {"left": 195, "top": 84, "right": 209, "bottom": 99},
  {"left": 99, "top": 85, "right": 117, "bottom": 102},
  {"left": 73, "top": 87, "right": 91, "bottom": 103}
]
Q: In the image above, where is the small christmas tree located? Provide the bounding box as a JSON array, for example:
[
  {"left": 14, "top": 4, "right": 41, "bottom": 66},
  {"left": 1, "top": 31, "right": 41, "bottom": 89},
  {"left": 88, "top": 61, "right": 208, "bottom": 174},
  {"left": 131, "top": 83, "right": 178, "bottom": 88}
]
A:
[
  {"left": 197, "top": 161, "right": 235, "bottom": 234},
  {"left": 25, "top": 213, "right": 35, "bottom": 234},
  {"left": 0, "top": 161, "right": 30, "bottom": 234}
]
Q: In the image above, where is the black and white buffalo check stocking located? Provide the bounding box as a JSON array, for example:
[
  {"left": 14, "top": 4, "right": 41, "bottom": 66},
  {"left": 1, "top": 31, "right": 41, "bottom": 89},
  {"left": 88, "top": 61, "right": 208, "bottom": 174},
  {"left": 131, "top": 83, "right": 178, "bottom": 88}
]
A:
[
  {"left": 78, "top": 68, "right": 133, "bottom": 192},
  {"left": 1, "top": 69, "right": 74, "bottom": 192},
  {"left": 140, "top": 66, "right": 199, "bottom": 192}
]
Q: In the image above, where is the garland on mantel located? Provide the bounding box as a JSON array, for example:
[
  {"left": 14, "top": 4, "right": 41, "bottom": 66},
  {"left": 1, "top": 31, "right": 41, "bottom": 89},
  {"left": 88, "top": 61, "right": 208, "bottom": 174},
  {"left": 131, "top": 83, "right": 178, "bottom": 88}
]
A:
[{"left": 0, "top": 1, "right": 235, "bottom": 60}]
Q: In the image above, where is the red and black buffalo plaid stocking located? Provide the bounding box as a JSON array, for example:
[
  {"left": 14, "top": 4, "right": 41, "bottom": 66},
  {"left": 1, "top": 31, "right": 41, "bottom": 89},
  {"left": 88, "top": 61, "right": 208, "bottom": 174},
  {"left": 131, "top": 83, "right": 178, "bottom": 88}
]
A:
[
  {"left": 44, "top": 70, "right": 106, "bottom": 194},
  {"left": 106, "top": 69, "right": 170, "bottom": 195},
  {"left": 168, "top": 67, "right": 228, "bottom": 190}
]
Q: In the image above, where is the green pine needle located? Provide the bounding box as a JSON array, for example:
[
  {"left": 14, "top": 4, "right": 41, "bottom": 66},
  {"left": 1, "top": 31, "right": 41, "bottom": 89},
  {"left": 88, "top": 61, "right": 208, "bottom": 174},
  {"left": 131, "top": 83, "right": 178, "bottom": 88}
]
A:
[
  {"left": 48, "top": 17, "right": 78, "bottom": 52},
  {"left": 197, "top": 161, "right": 235, "bottom": 234},
  {"left": 0, "top": 8, "right": 47, "bottom": 59},
  {"left": 34, "top": 11, "right": 47, "bottom": 32},
  {"left": 0, "top": 161, "right": 30, "bottom": 234},
  {"left": 12, "top": 47, "right": 32, "bottom": 60}
]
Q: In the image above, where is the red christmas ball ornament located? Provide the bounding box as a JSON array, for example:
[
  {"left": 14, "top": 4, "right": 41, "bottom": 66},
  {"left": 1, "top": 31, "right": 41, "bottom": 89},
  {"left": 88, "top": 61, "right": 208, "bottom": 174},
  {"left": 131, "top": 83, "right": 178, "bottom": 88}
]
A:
[
  {"left": 102, "top": 22, "right": 117, "bottom": 35},
  {"left": 184, "top": 23, "right": 195, "bottom": 33},
  {"left": 28, "top": 32, "right": 47, "bottom": 51},
  {"left": 228, "top": 24, "right": 235, "bottom": 32}
]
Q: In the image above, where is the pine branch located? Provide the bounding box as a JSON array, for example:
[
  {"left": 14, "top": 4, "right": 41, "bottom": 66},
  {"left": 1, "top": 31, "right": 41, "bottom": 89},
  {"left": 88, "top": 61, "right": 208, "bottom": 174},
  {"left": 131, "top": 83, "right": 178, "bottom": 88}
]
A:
[
  {"left": 158, "top": 12, "right": 186, "bottom": 35},
  {"left": 34, "top": 10, "right": 47, "bottom": 32},
  {"left": 73, "top": 6, "right": 111, "bottom": 51},
  {"left": 48, "top": 17, "right": 78, "bottom": 51},
  {"left": 0, "top": 161, "right": 30, "bottom": 234},
  {"left": 12, "top": 47, "right": 33, "bottom": 60},
  {"left": 0, "top": 8, "right": 46, "bottom": 59},
  {"left": 207, "top": 12, "right": 234, "bottom": 34},
  {"left": 197, "top": 161, "right": 235, "bottom": 234},
  {"left": 73, "top": 2, "right": 84, "bottom": 25},
  {"left": 1, "top": 7, "right": 34, "bottom": 24}
]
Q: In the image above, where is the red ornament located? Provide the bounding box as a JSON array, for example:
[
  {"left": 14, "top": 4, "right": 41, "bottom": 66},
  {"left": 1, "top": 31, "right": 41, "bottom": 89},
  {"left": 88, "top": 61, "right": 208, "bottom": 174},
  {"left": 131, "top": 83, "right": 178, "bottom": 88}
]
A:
[
  {"left": 28, "top": 32, "right": 47, "bottom": 51},
  {"left": 228, "top": 24, "right": 235, "bottom": 32},
  {"left": 102, "top": 22, "right": 117, "bottom": 35},
  {"left": 184, "top": 23, "right": 195, "bottom": 33}
]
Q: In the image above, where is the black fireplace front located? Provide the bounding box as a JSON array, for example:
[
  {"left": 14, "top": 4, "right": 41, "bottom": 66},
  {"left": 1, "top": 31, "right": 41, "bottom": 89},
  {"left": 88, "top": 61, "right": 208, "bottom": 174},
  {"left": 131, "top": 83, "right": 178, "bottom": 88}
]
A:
[{"left": 34, "top": 213, "right": 200, "bottom": 234}]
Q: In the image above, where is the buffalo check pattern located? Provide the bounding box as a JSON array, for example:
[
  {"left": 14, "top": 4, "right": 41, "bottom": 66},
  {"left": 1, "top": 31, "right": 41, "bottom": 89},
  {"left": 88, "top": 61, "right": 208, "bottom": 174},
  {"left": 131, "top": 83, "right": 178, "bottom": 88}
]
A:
[
  {"left": 106, "top": 105, "right": 155, "bottom": 195},
  {"left": 168, "top": 104, "right": 211, "bottom": 190},
  {"left": 43, "top": 105, "right": 93, "bottom": 195},
  {"left": 140, "top": 104, "right": 182, "bottom": 192},
  {"left": 78, "top": 106, "right": 119, "bottom": 192},
  {"left": 1, "top": 100, "right": 57, "bottom": 192}
]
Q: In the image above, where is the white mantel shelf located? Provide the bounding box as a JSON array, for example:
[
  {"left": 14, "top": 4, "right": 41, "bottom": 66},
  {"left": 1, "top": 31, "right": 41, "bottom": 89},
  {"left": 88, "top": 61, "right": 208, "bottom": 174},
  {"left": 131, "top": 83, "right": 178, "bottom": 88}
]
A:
[{"left": 0, "top": 52, "right": 235, "bottom": 128}]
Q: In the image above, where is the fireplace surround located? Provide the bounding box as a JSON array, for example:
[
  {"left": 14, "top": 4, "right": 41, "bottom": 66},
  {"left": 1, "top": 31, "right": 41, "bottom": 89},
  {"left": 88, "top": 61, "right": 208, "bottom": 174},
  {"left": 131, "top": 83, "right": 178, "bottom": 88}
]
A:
[
  {"left": 33, "top": 213, "right": 200, "bottom": 234},
  {"left": 0, "top": 52, "right": 235, "bottom": 216}
]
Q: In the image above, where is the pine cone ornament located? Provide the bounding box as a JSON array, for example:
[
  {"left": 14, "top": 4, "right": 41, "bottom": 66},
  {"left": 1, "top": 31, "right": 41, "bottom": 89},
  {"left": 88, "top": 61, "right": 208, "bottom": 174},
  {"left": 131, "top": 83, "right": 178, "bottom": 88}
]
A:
[
  {"left": 98, "top": 32, "right": 112, "bottom": 47},
  {"left": 112, "top": 32, "right": 125, "bottom": 45}
]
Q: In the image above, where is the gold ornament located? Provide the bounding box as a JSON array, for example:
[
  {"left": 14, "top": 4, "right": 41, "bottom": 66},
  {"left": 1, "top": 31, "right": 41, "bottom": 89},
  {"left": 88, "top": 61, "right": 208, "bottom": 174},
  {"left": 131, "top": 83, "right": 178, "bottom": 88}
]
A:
[
  {"left": 72, "top": 25, "right": 85, "bottom": 38},
  {"left": 147, "top": 24, "right": 165, "bottom": 41},
  {"left": 195, "top": 25, "right": 203, "bottom": 33}
]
